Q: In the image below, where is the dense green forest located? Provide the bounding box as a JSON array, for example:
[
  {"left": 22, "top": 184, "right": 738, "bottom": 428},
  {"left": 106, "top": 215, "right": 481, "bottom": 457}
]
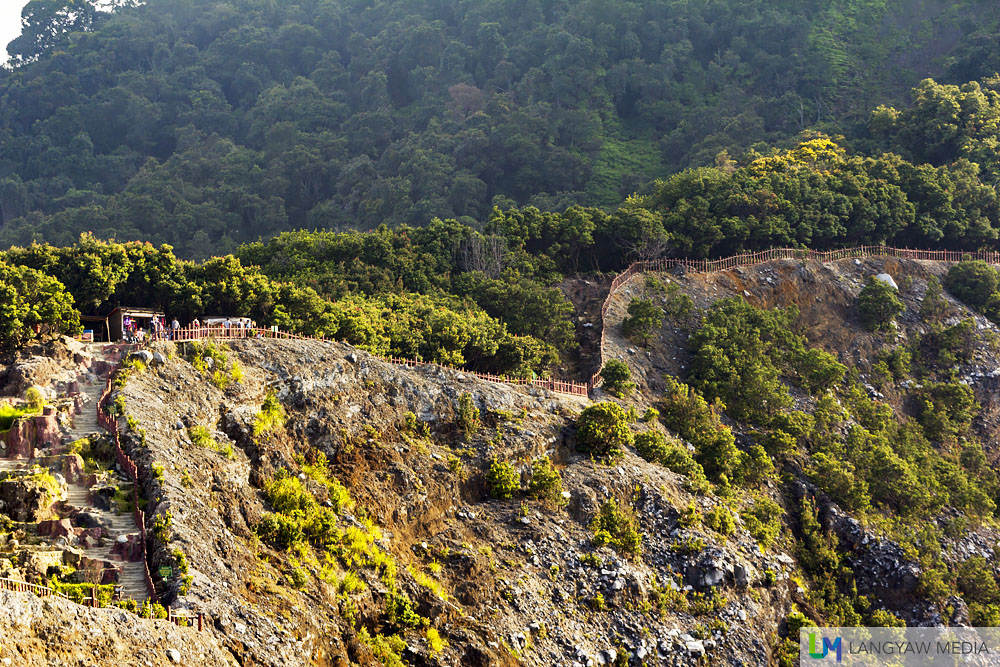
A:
[{"left": 2, "top": 0, "right": 1000, "bottom": 257}]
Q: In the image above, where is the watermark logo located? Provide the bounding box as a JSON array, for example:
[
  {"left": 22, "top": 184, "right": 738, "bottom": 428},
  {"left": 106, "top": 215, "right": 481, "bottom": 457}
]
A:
[{"left": 807, "top": 632, "right": 843, "bottom": 662}]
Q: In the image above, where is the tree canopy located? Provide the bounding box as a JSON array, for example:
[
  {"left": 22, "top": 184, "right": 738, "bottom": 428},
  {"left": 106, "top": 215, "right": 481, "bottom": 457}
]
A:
[{"left": 0, "top": 0, "right": 998, "bottom": 257}]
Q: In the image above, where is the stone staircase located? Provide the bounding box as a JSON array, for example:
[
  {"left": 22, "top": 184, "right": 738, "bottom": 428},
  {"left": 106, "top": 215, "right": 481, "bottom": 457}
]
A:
[{"left": 61, "top": 347, "right": 149, "bottom": 602}]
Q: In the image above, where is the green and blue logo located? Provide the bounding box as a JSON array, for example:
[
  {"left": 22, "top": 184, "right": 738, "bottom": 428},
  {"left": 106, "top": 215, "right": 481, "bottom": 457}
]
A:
[{"left": 807, "top": 632, "right": 843, "bottom": 662}]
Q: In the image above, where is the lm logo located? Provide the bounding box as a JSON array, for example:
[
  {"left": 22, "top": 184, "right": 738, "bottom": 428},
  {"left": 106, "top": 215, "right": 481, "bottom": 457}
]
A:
[{"left": 807, "top": 633, "right": 843, "bottom": 662}]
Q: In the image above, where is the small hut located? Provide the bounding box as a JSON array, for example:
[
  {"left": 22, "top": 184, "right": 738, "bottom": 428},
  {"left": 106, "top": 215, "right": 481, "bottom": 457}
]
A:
[{"left": 107, "top": 307, "right": 164, "bottom": 341}]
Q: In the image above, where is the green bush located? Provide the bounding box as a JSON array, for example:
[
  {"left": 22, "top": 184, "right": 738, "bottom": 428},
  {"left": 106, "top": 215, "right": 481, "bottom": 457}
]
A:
[
  {"left": 622, "top": 298, "right": 664, "bottom": 345},
  {"left": 634, "top": 431, "right": 672, "bottom": 464},
  {"left": 152, "top": 511, "right": 173, "bottom": 543},
  {"left": 686, "top": 298, "right": 795, "bottom": 423},
  {"left": 590, "top": 498, "right": 642, "bottom": 557},
  {"left": 741, "top": 496, "right": 783, "bottom": 548},
  {"left": 944, "top": 261, "right": 1000, "bottom": 314},
  {"left": 0, "top": 403, "right": 33, "bottom": 431},
  {"left": 737, "top": 445, "right": 775, "bottom": 486},
  {"left": 857, "top": 276, "right": 904, "bottom": 331},
  {"left": 254, "top": 390, "right": 287, "bottom": 436},
  {"left": 576, "top": 402, "right": 633, "bottom": 464},
  {"left": 796, "top": 349, "right": 846, "bottom": 395},
  {"left": 920, "top": 275, "right": 949, "bottom": 321},
  {"left": 456, "top": 392, "right": 480, "bottom": 438},
  {"left": 917, "top": 381, "right": 978, "bottom": 442},
  {"left": 600, "top": 360, "right": 635, "bottom": 397},
  {"left": 486, "top": 458, "right": 520, "bottom": 499},
  {"left": 256, "top": 512, "right": 305, "bottom": 550},
  {"left": 705, "top": 505, "right": 735, "bottom": 536},
  {"left": 188, "top": 425, "right": 215, "bottom": 449},
  {"left": 386, "top": 592, "right": 424, "bottom": 631},
  {"left": 659, "top": 377, "right": 739, "bottom": 483},
  {"left": 634, "top": 428, "right": 711, "bottom": 491},
  {"left": 24, "top": 386, "right": 44, "bottom": 413},
  {"left": 527, "top": 456, "right": 565, "bottom": 505}
]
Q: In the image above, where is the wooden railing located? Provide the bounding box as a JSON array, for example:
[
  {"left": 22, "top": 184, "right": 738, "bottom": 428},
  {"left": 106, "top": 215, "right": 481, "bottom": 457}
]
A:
[
  {"left": 0, "top": 577, "right": 68, "bottom": 599},
  {"left": 588, "top": 245, "right": 1000, "bottom": 387},
  {"left": 160, "top": 327, "right": 591, "bottom": 397},
  {"left": 97, "top": 372, "right": 159, "bottom": 608}
]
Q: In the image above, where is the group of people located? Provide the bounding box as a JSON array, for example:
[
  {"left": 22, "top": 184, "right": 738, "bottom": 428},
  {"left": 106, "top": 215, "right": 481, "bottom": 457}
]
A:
[{"left": 123, "top": 315, "right": 259, "bottom": 343}]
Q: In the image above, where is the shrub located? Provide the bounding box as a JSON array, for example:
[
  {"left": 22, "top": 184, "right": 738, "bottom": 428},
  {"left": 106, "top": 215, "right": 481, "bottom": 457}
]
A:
[
  {"left": 857, "top": 276, "right": 904, "bottom": 331},
  {"left": 152, "top": 511, "right": 173, "bottom": 543},
  {"left": 642, "top": 407, "right": 659, "bottom": 422},
  {"left": 0, "top": 403, "right": 33, "bottom": 431},
  {"left": 686, "top": 298, "right": 795, "bottom": 424},
  {"left": 426, "top": 627, "right": 447, "bottom": 656},
  {"left": 527, "top": 456, "right": 565, "bottom": 505},
  {"left": 634, "top": 431, "right": 671, "bottom": 464},
  {"left": 737, "top": 445, "right": 775, "bottom": 486},
  {"left": 622, "top": 298, "right": 664, "bottom": 345},
  {"left": 917, "top": 381, "right": 978, "bottom": 442},
  {"left": 576, "top": 402, "right": 632, "bottom": 464},
  {"left": 456, "top": 392, "right": 480, "bottom": 438},
  {"left": 678, "top": 502, "right": 701, "bottom": 527},
  {"left": 741, "top": 496, "right": 783, "bottom": 548},
  {"left": 945, "top": 261, "right": 1000, "bottom": 313},
  {"left": 256, "top": 512, "right": 304, "bottom": 550},
  {"left": 254, "top": 390, "right": 287, "bottom": 436},
  {"left": 360, "top": 629, "right": 407, "bottom": 667},
  {"left": 339, "top": 570, "right": 365, "bottom": 594},
  {"left": 24, "top": 386, "right": 44, "bottom": 413},
  {"left": 288, "top": 562, "right": 308, "bottom": 589},
  {"left": 705, "top": 505, "right": 735, "bottom": 536},
  {"left": 188, "top": 425, "right": 215, "bottom": 449},
  {"left": 796, "top": 349, "right": 846, "bottom": 394},
  {"left": 590, "top": 498, "right": 642, "bottom": 557},
  {"left": 599, "top": 360, "right": 635, "bottom": 397},
  {"left": 659, "top": 377, "right": 739, "bottom": 483},
  {"left": 920, "top": 275, "right": 949, "bottom": 321},
  {"left": 486, "top": 458, "right": 520, "bottom": 499},
  {"left": 386, "top": 592, "right": 423, "bottom": 631}
]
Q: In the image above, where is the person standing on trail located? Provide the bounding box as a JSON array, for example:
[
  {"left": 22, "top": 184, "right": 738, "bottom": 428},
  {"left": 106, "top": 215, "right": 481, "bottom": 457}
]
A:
[
  {"left": 171, "top": 318, "right": 180, "bottom": 340},
  {"left": 224, "top": 318, "right": 232, "bottom": 336},
  {"left": 190, "top": 318, "right": 200, "bottom": 335}
]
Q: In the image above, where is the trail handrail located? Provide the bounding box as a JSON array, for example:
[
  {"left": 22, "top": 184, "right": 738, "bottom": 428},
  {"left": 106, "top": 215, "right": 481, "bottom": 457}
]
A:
[
  {"left": 98, "top": 352, "right": 206, "bottom": 630},
  {"left": 0, "top": 577, "right": 68, "bottom": 599},
  {"left": 162, "top": 327, "right": 591, "bottom": 397}
]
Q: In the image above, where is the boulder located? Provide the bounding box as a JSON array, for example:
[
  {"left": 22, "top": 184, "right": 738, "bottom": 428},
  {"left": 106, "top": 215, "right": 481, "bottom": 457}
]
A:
[
  {"left": 0, "top": 475, "right": 57, "bottom": 521},
  {"left": 685, "top": 640, "right": 705, "bottom": 657},
  {"left": 38, "top": 518, "right": 73, "bottom": 539},
  {"left": 72, "top": 510, "right": 111, "bottom": 532},
  {"left": 22, "top": 550, "right": 65, "bottom": 577},
  {"left": 111, "top": 534, "right": 144, "bottom": 562},
  {"left": 129, "top": 350, "right": 154, "bottom": 365},
  {"left": 152, "top": 352, "right": 168, "bottom": 367},
  {"left": 91, "top": 485, "right": 116, "bottom": 511},
  {"left": 63, "top": 453, "right": 86, "bottom": 485},
  {"left": 875, "top": 273, "right": 898, "bottom": 290}
]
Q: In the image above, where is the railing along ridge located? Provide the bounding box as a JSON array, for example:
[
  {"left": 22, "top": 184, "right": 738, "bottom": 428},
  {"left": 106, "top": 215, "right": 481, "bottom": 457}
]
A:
[
  {"left": 588, "top": 245, "right": 1000, "bottom": 387},
  {"left": 163, "top": 327, "right": 591, "bottom": 397},
  {"left": 97, "top": 353, "right": 205, "bottom": 631}
]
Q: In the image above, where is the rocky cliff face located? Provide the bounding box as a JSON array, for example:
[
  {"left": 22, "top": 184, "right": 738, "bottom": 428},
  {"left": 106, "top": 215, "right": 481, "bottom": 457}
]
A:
[
  {"left": 104, "top": 337, "right": 806, "bottom": 666},
  {"left": 0, "top": 587, "right": 235, "bottom": 666},
  {"left": 6, "top": 257, "right": 1000, "bottom": 665}
]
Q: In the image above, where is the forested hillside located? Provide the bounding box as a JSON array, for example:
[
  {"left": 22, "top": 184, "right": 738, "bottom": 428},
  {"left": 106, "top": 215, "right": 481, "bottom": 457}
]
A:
[{"left": 2, "top": 0, "right": 999, "bottom": 257}]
